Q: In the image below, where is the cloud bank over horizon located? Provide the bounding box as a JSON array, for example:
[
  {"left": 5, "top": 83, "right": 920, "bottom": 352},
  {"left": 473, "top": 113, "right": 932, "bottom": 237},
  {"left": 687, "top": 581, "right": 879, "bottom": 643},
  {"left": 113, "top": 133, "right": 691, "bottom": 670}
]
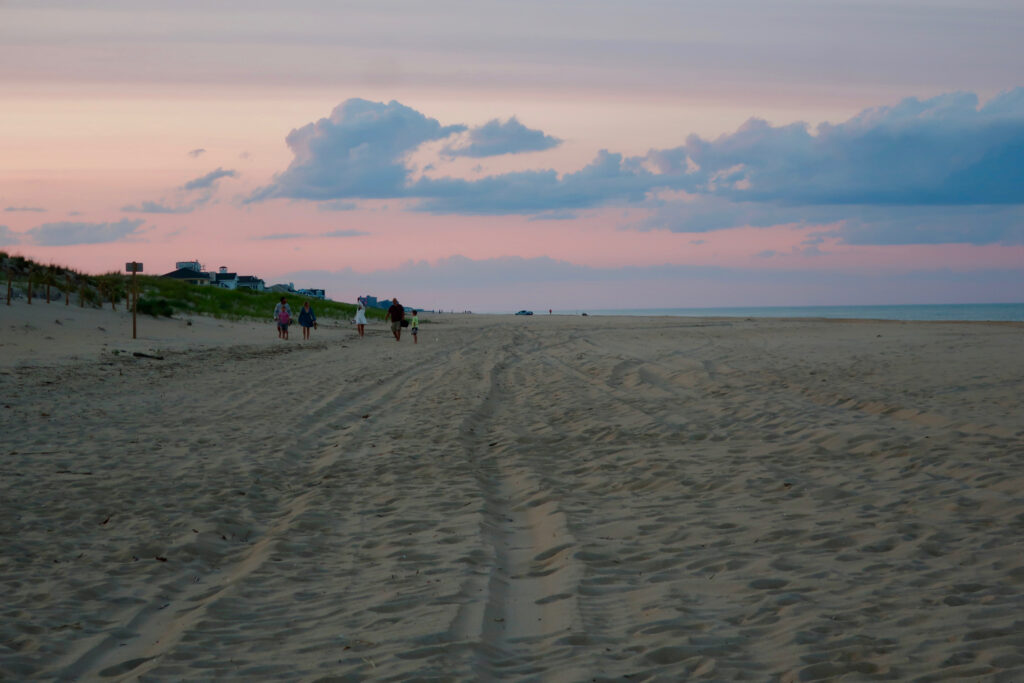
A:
[
  {"left": 283, "top": 253, "right": 1024, "bottom": 311},
  {"left": 249, "top": 90, "right": 1024, "bottom": 245}
]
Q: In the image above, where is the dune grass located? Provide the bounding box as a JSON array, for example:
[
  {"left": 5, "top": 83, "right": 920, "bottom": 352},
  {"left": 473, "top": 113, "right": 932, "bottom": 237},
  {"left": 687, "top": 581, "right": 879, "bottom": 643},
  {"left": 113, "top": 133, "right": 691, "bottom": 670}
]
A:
[
  {"left": 136, "top": 276, "right": 385, "bottom": 321},
  {"left": 2, "top": 252, "right": 385, "bottom": 321}
]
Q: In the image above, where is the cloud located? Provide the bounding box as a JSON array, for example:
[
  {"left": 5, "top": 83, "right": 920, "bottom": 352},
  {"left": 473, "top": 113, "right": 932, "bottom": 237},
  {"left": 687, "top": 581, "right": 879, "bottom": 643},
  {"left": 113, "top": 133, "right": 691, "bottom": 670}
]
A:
[
  {"left": 252, "top": 91, "right": 1024, "bottom": 244},
  {"left": 5, "top": 206, "right": 45, "bottom": 213},
  {"left": 247, "top": 98, "right": 466, "bottom": 202},
  {"left": 442, "top": 117, "right": 561, "bottom": 158},
  {"left": 256, "top": 229, "right": 369, "bottom": 240},
  {"left": 0, "top": 225, "right": 20, "bottom": 245},
  {"left": 121, "top": 200, "right": 194, "bottom": 214},
  {"left": 828, "top": 205, "right": 1024, "bottom": 245},
  {"left": 122, "top": 168, "right": 239, "bottom": 216},
  {"left": 323, "top": 229, "right": 368, "bottom": 237},
  {"left": 412, "top": 150, "right": 653, "bottom": 214},
  {"left": 316, "top": 200, "right": 359, "bottom": 212},
  {"left": 630, "top": 88, "right": 1024, "bottom": 244},
  {"left": 528, "top": 211, "right": 580, "bottom": 221},
  {"left": 188, "top": 148, "right": 206, "bottom": 158},
  {"left": 24, "top": 219, "right": 145, "bottom": 246},
  {"left": 183, "top": 167, "right": 238, "bottom": 191},
  {"left": 638, "top": 195, "right": 1024, "bottom": 245},
  {"left": 258, "top": 233, "right": 306, "bottom": 240},
  {"left": 248, "top": 98, "right": 639, "bottom": 211},
  {"left": 655, "top": 89, "right": 1024, "bottom": 207}
]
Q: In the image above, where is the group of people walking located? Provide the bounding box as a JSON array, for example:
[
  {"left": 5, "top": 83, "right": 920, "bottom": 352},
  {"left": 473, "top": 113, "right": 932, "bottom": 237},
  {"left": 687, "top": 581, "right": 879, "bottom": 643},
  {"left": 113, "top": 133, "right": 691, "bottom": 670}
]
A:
[
  {"left": 273, "top": 296, "right": 418, "bottom": 343},
  {"left": 273, "top": 297, "right": 317, "bottom": 340}
]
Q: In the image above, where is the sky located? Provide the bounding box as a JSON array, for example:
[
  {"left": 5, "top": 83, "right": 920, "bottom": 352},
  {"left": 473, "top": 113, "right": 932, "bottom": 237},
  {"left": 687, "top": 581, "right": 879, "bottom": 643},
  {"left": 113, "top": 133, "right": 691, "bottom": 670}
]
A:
[{"left": 1, "top": 0, "right": 1023, "bottom": 312}]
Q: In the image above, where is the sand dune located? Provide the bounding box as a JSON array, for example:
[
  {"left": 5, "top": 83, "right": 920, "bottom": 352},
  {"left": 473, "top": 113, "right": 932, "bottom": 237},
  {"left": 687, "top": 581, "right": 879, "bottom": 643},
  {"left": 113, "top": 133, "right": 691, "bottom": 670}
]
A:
[{"left": 2, "top": 302, "right": 1023, "bottom": 680}]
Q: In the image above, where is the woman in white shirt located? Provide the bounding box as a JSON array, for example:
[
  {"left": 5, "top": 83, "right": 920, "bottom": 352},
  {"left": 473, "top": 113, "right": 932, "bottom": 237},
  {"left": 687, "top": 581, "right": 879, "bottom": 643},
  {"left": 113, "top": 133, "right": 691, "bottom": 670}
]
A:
[{"left": 354, "top": 298, "right": 368, "bottom": 338}]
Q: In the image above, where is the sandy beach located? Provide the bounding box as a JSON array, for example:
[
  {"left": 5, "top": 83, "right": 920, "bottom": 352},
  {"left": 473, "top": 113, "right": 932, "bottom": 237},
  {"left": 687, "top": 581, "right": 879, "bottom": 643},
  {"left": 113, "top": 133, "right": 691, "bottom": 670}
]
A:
[{"left": 2, "top": 302, "right": 1023, "bottom": 681}]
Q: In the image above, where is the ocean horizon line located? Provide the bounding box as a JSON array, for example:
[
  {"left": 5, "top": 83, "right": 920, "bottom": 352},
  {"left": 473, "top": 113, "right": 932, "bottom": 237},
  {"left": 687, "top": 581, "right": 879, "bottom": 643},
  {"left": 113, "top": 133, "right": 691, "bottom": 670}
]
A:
[{"left": 537, "top": 302, "right": 1024, "bottom": 322}]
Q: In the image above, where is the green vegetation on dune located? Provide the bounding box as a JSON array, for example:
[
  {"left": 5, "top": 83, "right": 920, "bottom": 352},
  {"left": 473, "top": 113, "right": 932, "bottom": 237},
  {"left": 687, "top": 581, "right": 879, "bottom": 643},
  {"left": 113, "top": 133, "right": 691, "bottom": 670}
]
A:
[
  {"left": 1, "top": 251, "right": 382, "bottom": 321},
  {"left": 136, "top": 276, "right": 383, "bottom": 321}
]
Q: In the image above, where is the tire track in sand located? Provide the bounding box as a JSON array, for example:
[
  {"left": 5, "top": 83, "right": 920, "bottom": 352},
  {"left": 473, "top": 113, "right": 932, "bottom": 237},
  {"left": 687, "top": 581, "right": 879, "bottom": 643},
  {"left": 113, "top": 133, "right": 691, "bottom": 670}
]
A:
[
  {"left": 445, "top": 326, "right": 588, "bottom": 681},
  {"left": 48, "top": 338, "right": 458, "bottom": 680}
]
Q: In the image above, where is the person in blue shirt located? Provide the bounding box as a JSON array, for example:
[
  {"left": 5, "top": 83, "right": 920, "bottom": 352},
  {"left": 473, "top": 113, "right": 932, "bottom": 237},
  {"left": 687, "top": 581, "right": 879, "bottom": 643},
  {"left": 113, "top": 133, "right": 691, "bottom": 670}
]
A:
[{"left": 298, "top": 301, "right": 317, "bottom": 340}]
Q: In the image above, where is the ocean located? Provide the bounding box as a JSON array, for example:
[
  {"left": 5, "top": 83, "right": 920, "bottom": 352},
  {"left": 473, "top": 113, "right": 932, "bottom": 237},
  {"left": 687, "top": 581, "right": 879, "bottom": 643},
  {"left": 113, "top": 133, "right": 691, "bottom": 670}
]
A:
[{"left": 553, "top": 303, "right": 1024, "bottom": 322}]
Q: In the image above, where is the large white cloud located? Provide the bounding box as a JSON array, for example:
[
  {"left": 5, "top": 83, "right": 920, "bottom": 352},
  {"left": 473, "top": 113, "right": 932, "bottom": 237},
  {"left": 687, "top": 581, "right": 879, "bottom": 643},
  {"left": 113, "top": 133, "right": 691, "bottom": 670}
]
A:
[
  {"left": 249, "top": 99, "right": 465, "bottom": 202},
  {"left": 664, "top": 90, "right": 1024, "bottom": 206}
]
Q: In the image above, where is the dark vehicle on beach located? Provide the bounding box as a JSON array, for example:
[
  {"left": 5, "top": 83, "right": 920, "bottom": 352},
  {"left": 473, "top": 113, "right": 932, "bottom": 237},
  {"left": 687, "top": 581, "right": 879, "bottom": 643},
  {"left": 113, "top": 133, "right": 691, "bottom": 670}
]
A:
[{"left": 515, "top": 310, "right": 534, "bottom": 315}]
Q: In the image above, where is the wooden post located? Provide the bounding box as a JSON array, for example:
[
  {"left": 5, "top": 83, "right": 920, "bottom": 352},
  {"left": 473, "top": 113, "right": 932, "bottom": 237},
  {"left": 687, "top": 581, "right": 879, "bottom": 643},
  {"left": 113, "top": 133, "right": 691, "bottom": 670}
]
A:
[
  {"left": 65, "top": 274, "right": 71, "bottom": 305},
  {"left": 26, "top": 272, "right": 32, "bottom": 304},
  {"left": 6, "top": 269, "right": 11, "bottom": 306},
  {"left": 131, "top": 265, "right": 138, "bottom": 339},
  {"left": 123, "top": 262, "right": 143, "bottom": 338}
]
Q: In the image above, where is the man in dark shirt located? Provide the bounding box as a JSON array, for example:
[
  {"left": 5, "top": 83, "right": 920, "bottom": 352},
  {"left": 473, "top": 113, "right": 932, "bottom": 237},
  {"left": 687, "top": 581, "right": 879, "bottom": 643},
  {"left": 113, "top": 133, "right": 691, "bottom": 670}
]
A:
[{"left": 385, "top": 297, "right": 405, "bottom": 341}]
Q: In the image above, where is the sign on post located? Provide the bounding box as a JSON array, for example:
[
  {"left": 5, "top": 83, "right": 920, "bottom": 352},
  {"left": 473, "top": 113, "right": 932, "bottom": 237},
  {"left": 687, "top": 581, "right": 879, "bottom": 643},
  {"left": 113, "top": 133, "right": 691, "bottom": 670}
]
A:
[{"left": 125, "top": 262, "right": 143, "bottom": 339}]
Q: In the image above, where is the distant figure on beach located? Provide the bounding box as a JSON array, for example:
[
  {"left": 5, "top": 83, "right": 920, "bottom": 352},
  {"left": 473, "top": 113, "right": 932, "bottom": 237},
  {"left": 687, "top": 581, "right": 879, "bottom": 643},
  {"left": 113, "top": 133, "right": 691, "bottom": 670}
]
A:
[
  {"left": 385, "top": 297, "right": 405, "bottom": 341},
  {"left": 273, "top": 296, "right": 292, "bottom": 339},
  {"left": 354, "top": 298, "right": 367, "bottom": 338},
  {"left": 410, "top": 310, "right": 419, "bottom": 344},
  {"left": 298, "top": 301, "right": 317, "bottom": 340}
]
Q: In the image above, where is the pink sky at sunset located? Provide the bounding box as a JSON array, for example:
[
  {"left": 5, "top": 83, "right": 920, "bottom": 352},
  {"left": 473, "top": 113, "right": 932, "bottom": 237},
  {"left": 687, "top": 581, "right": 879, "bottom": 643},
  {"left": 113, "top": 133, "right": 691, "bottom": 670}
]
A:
[{"left": 2, "top": 1, "right": 1022, "bottom": 311}]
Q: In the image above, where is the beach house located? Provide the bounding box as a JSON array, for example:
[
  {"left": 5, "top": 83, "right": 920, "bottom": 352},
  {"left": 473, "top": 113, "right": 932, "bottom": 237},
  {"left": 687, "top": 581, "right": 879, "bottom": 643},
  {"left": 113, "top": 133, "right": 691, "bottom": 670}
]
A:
[{"left": 161, "top": 261, "right": 265, "bottom": 292}]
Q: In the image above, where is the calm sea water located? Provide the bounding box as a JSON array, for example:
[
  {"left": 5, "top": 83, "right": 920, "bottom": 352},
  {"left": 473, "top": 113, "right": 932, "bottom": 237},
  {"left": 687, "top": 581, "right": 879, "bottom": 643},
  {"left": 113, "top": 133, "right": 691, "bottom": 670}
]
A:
[{"left": 554, "top": 303, "right": 1024, "bottom": 322}]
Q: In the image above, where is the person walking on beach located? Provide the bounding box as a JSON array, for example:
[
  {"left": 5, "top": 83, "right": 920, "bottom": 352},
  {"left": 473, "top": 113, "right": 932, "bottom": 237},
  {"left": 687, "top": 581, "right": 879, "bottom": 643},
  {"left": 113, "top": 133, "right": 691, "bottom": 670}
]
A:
[
  {"left": 298, "top": 300, "right": 317, "bottom": 340},
  {"left": 354, "top": 297, "right": 367, "bottom": 338},
  {"left": 273, "top": 296, "right": 292, "bottom": 340},
  {"left": 384, "top": 297, "right": 405, "bottom": 341},
  {"left": 410, "top": 309, "right": 419, "bottom": 344}
]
